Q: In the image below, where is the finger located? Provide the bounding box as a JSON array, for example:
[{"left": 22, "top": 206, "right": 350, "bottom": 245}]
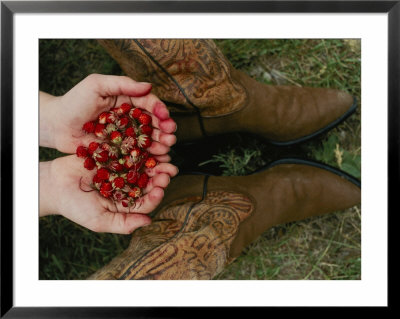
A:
[
  {"left": 147, "top": 141, "right": 170, "bottom": 155},
  {"left": 130, "top": 94, "right": 170, "bottom": 119},
  {"left": 151, "top": 128, "right": 177, "bottom": 147},
  {"left": 143, "top": 173, "right": 171, "bottom": 194},
  {"left": 129, "top": 187, "right": 165, "bottom": 214},
  {"left": 74, "top": 134, "right": 105, "bottom": 150},
  {"left": 94, "top": 211, "right": 152, "bottom": 234},
  {"left": 145, "top": 163, "right": 179, "bottom": 178},
  {"left": 89, "top": 74, "right": 152, "bottom": 98},
  {"left": 155, "top": 154, "right": 171, "bottom": 163},
  {"left": 159, "top": 118, "right": 177, "bottom": 134},
  {"left": 105, "top": 175, "right": 168, "bottom": 214}
]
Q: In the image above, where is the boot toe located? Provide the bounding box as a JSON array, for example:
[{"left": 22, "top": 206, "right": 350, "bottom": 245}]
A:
[
  {"left": 267, "top": 86, "right": 357, "bottom": 145},
  {"left": 323, "top": 88, "right": 356, "bottom": 120},
  {"left": 310, "top": 88, "right": 357, "bottom": 135}
]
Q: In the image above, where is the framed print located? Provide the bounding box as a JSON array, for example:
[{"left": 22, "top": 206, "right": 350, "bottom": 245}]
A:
[{"left": 1, "top": 0, "right": 396, "bottom": 317}]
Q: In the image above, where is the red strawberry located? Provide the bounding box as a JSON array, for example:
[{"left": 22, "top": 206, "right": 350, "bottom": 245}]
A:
[
  {"left": 126, "top": 170, "right": 139, "bottom": 184},
  {"left": 112, "top": 177, "right": 125, "bottom": 189},
  {"left": 137, "top": 135, "right": 152, "bottom": 149},
  {"left": 120, "top": 136, "right": 136, "bottom": 154},
  {"left": 137, "top": 173, "right": 149, "bottom": 188},
  {"left": 92, "top": 174, "right": 102, "bottom": 189},
  {"left": 144, "top": 157, "right": 157, "bottom": 168},
  {"left": 96, "top": 150, "right": 109, "bottom": 163},
  {"left": 82, "top": 121, "right": 96, "bottom": 133},
  {"left": 108, "top": 172, "right": 118, "bottom": 182},
  {"left": 109, "top": 160, "right": 124, "bottom": 172},
  {"left": 141, "top": 151, "right": 150, "bottom": 160},
  {"left": 125, "top": 127, "right": 136, "bottom": 138},
  {"left": 93, "top": 174, "right": 102, "bottom": 184},
  {"left": 76, "top": 146, "right": 88, "bottom": 158},
  {"left": 128, "top": 186, "right": 142, "bottom": 198},
  {"left": 78, "top": 104, "right": 156, "bottom": 203},
  {"left": 84, "top": 157, "right": 96, "bottom": 170},
  {"left": 138, "top": 113, "right": 152, "bottom": 125},
  {"left": 100, "top": 143, "right": 110, "bottom": 151},
  {"left": 88, "top": 142, "right": 99, "bottom": 155},
  {"left": 130, "top": 146, "right": 142, "bottom": 162},
  {"left": 100, "top": 182, "right": 113, "bottom": 198},
  {"left": 121, "top": 200, "right": 129, "bottom": 207},
  {"left": 123, "top": 155, "right": 135, "bottom": 169},
  {"left": 106, "top": 112, "right": 118, "bottom": 124},
  {"left": 97, "top": 168, "right": 110, "bottom": 181},
  {"left": 94, "top": 123, "right": 106, "bottom": 138},
  {"left": 129, "top": 108, "right": 142, "bottom": 119},
  {"left": 140, "top": 124, "right": 153, "bottom": 136},
  {"left": 117, "top": 116, "right": 129, "bottom": 130},
  {"left": 119, "top": 103, "right": 132, "bottom": 114},
  {"left": 98, "top": 112, "right": 110, "bottom": 124},
  {"left": 110, "top": 131, "right": 123, "bottom": 144},
  {"left": 113, "top": 190, "right": 126, "bottom": 201}
]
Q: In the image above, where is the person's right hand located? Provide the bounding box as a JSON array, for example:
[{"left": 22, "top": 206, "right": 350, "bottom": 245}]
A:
[
  {"left": 40, "top": 155, "right": 178, "bottom": 234},
  {"left": 40, "top": 74, "right": 177, "bottom": 160}
]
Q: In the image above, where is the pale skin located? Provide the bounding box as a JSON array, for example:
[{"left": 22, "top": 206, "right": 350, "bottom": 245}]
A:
[{"left": 39, "top": 74, "right": 178, "bottom": 234}]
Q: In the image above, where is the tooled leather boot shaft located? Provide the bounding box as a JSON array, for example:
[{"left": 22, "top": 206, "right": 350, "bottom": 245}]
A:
[
  {"left": 88, "top": 162, "right": 360, "bottom": 280},
  {"left": 88, "top": 191, "right": 253, "bottom": 280},
  {"left": 100, "top": 39, "right": 356, "bottom": 144},
  {"left": 98, "top": 39, "right": 247, "bottom": 116}
]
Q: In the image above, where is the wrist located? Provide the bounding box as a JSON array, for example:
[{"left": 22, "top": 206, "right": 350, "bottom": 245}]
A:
[
  {"left": 39, "top": 92, "right": 63, "bottom": 149},
  {"left": 39, "top": 161, "right": 60, "bottom": 217}
]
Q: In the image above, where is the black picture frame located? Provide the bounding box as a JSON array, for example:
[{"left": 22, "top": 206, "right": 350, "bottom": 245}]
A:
[{"left": 1, "top": 1, "right": 395, "bottom": 317}]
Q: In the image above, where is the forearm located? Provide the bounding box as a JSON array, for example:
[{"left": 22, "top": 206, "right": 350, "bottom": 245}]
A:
[
  {"left": 39, "top": 91, "right": 62, "bottom": 149},
  {"left": 39, "top": 161, "right": 59, "bottom": 217}
]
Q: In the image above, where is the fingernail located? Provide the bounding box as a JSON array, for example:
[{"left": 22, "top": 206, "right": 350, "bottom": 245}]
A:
[{"left": 139, "top": 82, "right": 152, "bottom": 93}]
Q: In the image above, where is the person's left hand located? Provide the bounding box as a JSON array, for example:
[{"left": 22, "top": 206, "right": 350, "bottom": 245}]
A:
[
  {"left": 40, "top": 74, "right": 177, "bottom": 161},
  {"left": 40, "top": 155, "right": 179, "bottom": 234}
]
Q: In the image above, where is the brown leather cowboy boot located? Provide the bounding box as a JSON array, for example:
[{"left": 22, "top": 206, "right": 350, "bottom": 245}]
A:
[
  {"left": 98, "top": 39, "right": 356, "bottom": 145},
  {"left": 88, "top": 159, "right": 360, "bottom": 280}
]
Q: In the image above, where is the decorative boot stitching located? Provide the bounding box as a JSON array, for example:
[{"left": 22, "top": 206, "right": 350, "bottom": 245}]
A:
[
  {"left": 117, "top": 175, "right": 210, "bottom": 279},
  {"left": 132, "top": 39, "right": 208, "bottom": 138}
]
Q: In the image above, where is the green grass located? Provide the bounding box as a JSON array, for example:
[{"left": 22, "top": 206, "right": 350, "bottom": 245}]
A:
[
  {"left": 214, "top": 207, "right": 361, "bottom": 280},
  {"left": 199, "top": 147, "right": 265, "bottom": 176},
  {"left": 39, "top": 39, "right": 361, "bottom": 280},
  {"left": 39, "top": 39, "right": 123, "bottom": 95}
]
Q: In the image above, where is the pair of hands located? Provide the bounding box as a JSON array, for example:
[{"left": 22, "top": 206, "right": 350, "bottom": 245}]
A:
[{"left": 39, "top": 74, "right": 178, "bottom": 234}]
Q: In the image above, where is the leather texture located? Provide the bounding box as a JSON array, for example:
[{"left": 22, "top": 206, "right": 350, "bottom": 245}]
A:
[
  {"left": 88, "top": 162, "right": 361, "bottom": 280},
  {"left": 171, "top": 67, "right": 355, "bottom": 143},
  {"left": 99, "top": 39, "right": 355, "bottom": 144},
  {"left": 98, "top": 39, "right": 246, "bottom": 116}
]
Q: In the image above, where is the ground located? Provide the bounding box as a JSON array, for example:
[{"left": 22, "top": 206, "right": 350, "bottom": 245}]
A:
[{"left": 39, "top": 39, "right": 361, "bottom": 280}]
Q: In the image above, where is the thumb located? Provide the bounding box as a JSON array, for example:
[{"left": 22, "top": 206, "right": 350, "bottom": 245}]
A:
[
  {"left": 90, "top": 74, "right": 152, "bottom": 98},
  {"left": 98, "top": 211, "right": 152, "bottom": 234}
]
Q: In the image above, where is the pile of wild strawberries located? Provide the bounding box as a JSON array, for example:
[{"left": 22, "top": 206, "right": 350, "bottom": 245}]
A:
[{"left": 76, "top": 103, "right": 157, "bottom": 208}]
